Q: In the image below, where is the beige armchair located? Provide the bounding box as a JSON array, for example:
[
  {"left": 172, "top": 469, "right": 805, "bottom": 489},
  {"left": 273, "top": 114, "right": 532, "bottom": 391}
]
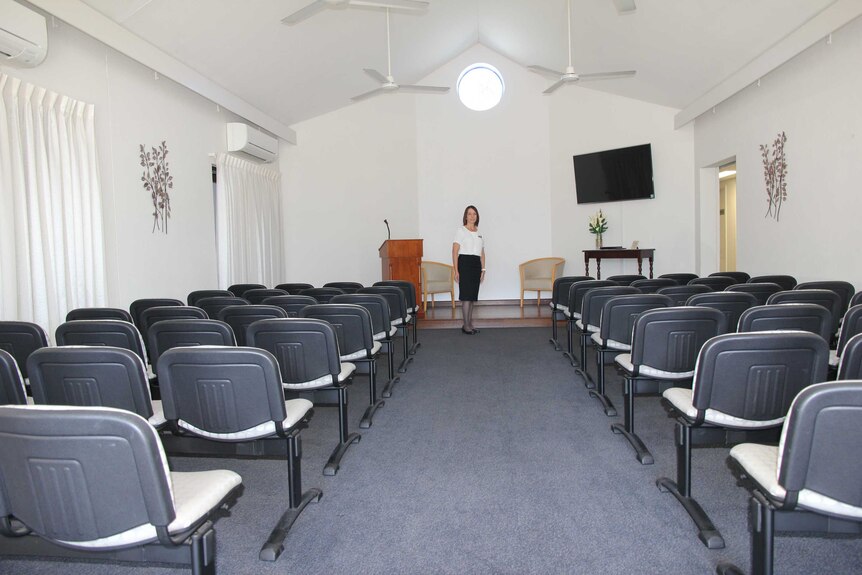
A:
[
  {"left": 519, "top": 257, "right": 565, "bottom": 308},
  {"left": 420, "top": 261, "right": 455, "bottom": 312}
]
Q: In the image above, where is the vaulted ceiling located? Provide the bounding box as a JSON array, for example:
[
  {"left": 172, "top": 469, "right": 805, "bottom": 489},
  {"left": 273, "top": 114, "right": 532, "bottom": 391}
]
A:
[{"left": 74, "top": 0, "right": 842, "bottom": 128}]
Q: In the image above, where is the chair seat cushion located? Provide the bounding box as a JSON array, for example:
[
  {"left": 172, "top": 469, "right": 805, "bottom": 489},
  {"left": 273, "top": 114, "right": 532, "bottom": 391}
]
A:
[
  {"left": 590, "top": 332, "right": 630, "bottom": 350},
  {"left": 552, "top": 303, "right": 568, "bottom": 313},
  {"left": 149, "top": 399, "right": 166, "bottom": 428},
  {"left": 729, "top": 443, "right": 862, "bottom": 520},
  {"left": 829, "top": 348, "right": 839, "bottom": 368},
  {"left": 341, "top": 341, "right": 382, "bottom": 361},
  {"left": 283, "top": 362, "right": 356, "bottom": 390},
  {"left": 59, "top": 469, "right": 241, "bottom": 549},
  {"left": 523, "top": 278, "right": 552, "bottom": 290},
  {"left": 614, "top": 354, "right": 694, "bottom": 380},
  {"left": 178, "top": 398, "right": 313, "bottom": 440},
  {"left": 662, "top": 388, "right": 785, "bottom": 428}
]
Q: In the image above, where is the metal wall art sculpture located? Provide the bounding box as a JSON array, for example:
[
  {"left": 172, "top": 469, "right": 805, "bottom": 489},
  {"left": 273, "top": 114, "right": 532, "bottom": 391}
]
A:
[
  {"left": 140, "top": 141, "right": 173, "bottom": 233},
  {"left": 760, "top": 131, "right": 788, "bottom": 221}
]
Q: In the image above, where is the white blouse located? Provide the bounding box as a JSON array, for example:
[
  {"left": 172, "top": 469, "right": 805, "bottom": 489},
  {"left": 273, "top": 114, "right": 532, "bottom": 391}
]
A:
[{"left": 454, "top": 226, "right": 484, "bottom": 256}]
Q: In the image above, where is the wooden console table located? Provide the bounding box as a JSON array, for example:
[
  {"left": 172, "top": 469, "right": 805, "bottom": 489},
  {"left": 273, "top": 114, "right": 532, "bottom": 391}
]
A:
[{"left": 583, "top": 248, "right": 655, "bottom": 280}]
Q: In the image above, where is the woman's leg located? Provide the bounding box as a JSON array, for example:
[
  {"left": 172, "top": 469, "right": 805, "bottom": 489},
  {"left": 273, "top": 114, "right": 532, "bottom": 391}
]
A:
[{"left": 461, "top": 300, "right": 472, "bottom": 331}]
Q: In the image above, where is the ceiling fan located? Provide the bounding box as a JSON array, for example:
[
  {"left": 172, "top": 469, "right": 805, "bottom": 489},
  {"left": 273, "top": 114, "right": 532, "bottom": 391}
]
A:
[
  {"left": 529, "top": 0, "right": 636, "bottom": 94},
  {"left": 282, "top": 0, "right": 428, "bottom": 26},
  {"left": 350, "top": 9, "right": 449, "bottom": 102}
]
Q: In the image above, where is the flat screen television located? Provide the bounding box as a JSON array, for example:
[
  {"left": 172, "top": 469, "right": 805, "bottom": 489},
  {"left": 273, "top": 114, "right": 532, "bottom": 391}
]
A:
[{"left": 573, "top": 143, "right": 655, "bottom": 204}]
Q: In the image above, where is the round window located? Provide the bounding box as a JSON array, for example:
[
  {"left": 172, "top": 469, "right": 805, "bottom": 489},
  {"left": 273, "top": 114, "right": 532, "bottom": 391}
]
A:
[{"left": 457, "top": 63, "right": 505, "bottom": 111}]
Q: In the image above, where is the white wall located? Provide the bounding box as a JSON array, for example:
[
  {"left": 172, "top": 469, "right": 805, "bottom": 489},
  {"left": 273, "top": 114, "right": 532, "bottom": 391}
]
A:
[
  {"left": 2, "top": 7, "right": 249, "bottom": 310},
  {"left": 694, "top": 15, "right": 862, "bottom": 288}
]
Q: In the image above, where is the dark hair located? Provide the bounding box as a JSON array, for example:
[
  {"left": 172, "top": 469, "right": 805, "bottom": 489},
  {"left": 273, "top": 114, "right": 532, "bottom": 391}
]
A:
[{"left": 462, "top": 205, "right": 480, "bottom": 226}]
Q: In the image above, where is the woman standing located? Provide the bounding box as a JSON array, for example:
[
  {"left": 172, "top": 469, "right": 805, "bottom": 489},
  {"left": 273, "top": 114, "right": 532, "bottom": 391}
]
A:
[{"left": 452, "top": 205, "right": 486, "bottom": 334}]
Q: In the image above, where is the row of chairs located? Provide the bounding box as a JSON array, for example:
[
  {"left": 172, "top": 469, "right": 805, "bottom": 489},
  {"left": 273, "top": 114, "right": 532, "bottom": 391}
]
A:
[{"left": 547, "top": 273, "right": 862, "bottom": 573}]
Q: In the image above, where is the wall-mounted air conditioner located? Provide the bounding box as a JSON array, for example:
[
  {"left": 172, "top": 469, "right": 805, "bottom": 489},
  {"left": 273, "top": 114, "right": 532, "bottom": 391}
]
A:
[
  {"left": 226, "top": 122, "right": 278, "bottom": 163},
  {"left": 0, "top": 0, "right": 48, "bottom": 68}
]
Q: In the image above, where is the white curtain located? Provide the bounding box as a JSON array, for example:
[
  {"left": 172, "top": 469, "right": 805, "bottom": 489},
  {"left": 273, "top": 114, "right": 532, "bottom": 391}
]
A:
[
  {"left": 0, "top": 73, "right": 106, "bottom": 337},
  {"left": 215, "top": 152, "right": 284, "bottom": 288}
]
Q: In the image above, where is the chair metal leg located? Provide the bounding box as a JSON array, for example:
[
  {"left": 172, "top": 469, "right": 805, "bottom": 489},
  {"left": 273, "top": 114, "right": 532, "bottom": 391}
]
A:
[
  {"left": 562, "top": 319, "right": 579, "bottom": 367},
  {"left": 381, "top": 339, "right": 400, "bottom": 398},
  {"left": 575, "top": 331, "right": 595, "bottom": 389},
  {"left": 610, "top": 376, "right": 654, "bottom": 464},
  {"left": 750, "top": 492, "right": 774, "bottom": 575},
  {"left": 588, "top": 346, "right": 616, "bottom": 416},
  {"left": 549, "top": 308, "right": 562, "bottom": 350},
  {"left": 397, "top": 325, "right": 413, "bottom": 373},
  {"left": 409, "top": 314, "right": 420, "bottom": 355},
  {"left": 190, "top": 524, "right": 216, "bottom": 575},
  {"left": 324, "top": 386, "right": 361, "bottom": 476},
  {"left": 360, "top": 358, "right": 384, "bottom": 429}
]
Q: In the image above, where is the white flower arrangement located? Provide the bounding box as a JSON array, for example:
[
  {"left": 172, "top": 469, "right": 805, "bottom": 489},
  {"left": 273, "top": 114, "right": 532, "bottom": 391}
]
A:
[{"left": 588, "top": 210, "right": 608, "bottom": 235}]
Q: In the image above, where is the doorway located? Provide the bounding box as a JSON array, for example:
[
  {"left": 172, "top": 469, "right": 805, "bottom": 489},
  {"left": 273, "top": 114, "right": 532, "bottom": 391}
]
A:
[{"left": 718, "top": 161, "right": 737, "bottom": 272}]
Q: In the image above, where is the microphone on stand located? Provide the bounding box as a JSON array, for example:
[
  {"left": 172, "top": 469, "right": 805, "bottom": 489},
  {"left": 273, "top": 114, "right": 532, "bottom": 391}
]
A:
[{"left": 384, "top": 219, "right": 391, "bottom": 240}]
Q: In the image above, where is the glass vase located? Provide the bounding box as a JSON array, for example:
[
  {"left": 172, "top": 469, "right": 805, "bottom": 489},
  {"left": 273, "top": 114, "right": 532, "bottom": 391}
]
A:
[{"left": 595, "top": 233, "right": 603, "bottom": 249}]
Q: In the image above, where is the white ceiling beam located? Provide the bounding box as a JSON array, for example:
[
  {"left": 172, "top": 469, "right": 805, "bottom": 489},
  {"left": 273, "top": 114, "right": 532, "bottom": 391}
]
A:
[
  {"left": 27, "top": 0, "right": 297, "bottom": 144},
  {"left": 674, "top": 0, "right": 862, "bottom": 129}
]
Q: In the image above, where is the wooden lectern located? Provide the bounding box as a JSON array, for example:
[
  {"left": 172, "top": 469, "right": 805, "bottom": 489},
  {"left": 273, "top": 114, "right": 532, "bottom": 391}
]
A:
[{"left": 379, "top": 239, "right": 423, "bottom": 317}]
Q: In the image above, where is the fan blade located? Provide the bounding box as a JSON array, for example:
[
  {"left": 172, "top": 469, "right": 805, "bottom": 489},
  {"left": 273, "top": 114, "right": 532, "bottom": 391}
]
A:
[
  {"left": 528, "top": 65, "right": 564, "bottom": 78},
  {"left": 364, "top": 68, "right": 389, "bottom": 84},
  {"left": 543, "top": 79, "right": 567, "bottom": 94},
  {"left": 350, "top": 0, "right": 428, "bottom": 11},
  {"left": 577, "top": 70, "right": 637, "bottom": 81},
  {"left": 398, "top": 84, "right": 450, "bottom": 94},
  {"left": 282, "top": 0, "right": 328, "bottom": 25},
  {"left": 351, "top": 87, "right": 387, "bottom": 102},
  {"left": 612, "top": 0, "right": 637, "bottom": 14}
]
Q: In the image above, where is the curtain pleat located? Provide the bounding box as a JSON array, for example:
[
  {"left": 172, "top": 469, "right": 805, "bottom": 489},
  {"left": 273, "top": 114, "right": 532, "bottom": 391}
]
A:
[
  {"left": 0, "top": 73, "right": 106, "bottom": 337},
  {"left": 215, "top": 152, "right": 283, "bottom": 289}
]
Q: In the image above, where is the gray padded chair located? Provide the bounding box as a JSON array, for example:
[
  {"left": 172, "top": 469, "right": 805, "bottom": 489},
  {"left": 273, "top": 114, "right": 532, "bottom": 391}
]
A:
[
  {"left": 186, "top": 290, "right": 232, "bottom": 306},
  {"left": 157, "top": 346, "right": 320, "bottom": 561},
  {"left": 0, "top": 404, "right": 241, "bottom": 573},
  {"left": 301, "top": 303, "right": 383, "bottom": 428},
  {"left": 630, "top": 278, "right": 677, "bottom": 294},
  {"left": 688, "top": 276, "right": 736, "bottom": 291},
  {"left": 130, "top": 298, "right": 184, "bottom": 333},
  {"left": 725, "top": 282, "right": 783, "bottom": 306},
  {"left": 563, "top": 280, "right": 617, "bottom": 368},
  {"left": 766, "top": 289, "right": 843, "bottom": 337},
  {"left": 27, "top": 346, "right": 165, "bottom": 429},
  {"left": 748, "top": 274, "right": 797, "bottom": 291},
  {"left": 606, "top": 274, "right": 647, "bottom": 286},
  {"left": 718, "top": 381, "right": 862, "bottom": 575},
  {"left": 658, "top": 273, "right": 699, "bottom": 286},
  {"left": 686, "top": 291, "right": 758, "bottom": 332},
  {"left": 66, "top": 307, "right": 134, "bottom": 323},
  {"left": 0, "top": 321, "right": 49, "bottom": 381},
  {"left": 242, "top": 288, "right": 289, "bottom": 304},
  {"left": 275, "top": 282, "right": 314, "bottom": 295},
  {"left": 375, "top": 280, "right": 420, "bottom": 354},
  {"left": 227, "top": 283, "right": 266, "bottom": 297},
  {"left": 832, "top": 305, "right": 862, "bottom": 370},
  {"left": 262, "top": 295, "right": 318, "bottom": 318},
  {"left": 359, "top": 286, "right": 412, "bottom": 373},
  {"left": 837, "top": 333, "right": 862, "bottom": 379},
  {"left": 738, "top": 303, "right": 832, "bottom": 346},
  {"left": 612, "top": 306, "right": 728, "bottom": 464},
  {"left": 299, "top": 287, "right": 345, "bottom": 304},
  {"left": 247, "top": 318, "right": 358, "bottom": 476},
  {"left": 147, "top": 318, "right": 236, "bottom": 371},
  {"left": 709, "top": 271, "right": 750, "bottom": 283},
  {"left": 657, "top": 331, "right": 829, "bottom": 549},
  {"left": 217, "top": 304, "right": 287, "bottom": 346},
  {"left": 656, "top": 284, "right": 711, "bottom": 306},
  {"left": 548, "top": 276, "right": 593, "bottom": 350},
  {"left": 795, "top": 280, "right": 855, "bottom": 320},
  {"left": 55, "top": 319, "right": 148, "bottom": 365},
  {"left": 324, "top": 281, "right": 364, "bottom": 294},
  {"left": 0, "top": 349, "right": 27, "bottom": 405},
  {"left": 196, "top": 296, "right": 249, "bottom": 320},
  {"left": 852, "top": 291, "right": 862, "bottom": 308},
  {"left": 140, "top": 306, "right": 209, "bottom": 341}
]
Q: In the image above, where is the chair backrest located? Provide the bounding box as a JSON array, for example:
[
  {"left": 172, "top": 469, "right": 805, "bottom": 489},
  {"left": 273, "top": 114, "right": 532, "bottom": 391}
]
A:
[
  {"left": 262, "top": 295, "right": 318, "bottom": 318},
  {"left": 656, "top": 284, "right": 712, "bottom": 306},
  {"left": 227, "top": 283, "right": 266, "bottom": 297},
  {"left": 836, "top": 305, "right": 862, "bottom": 357},
  {"left": 324, "top": 282, "right": 364, "bottom": 294},
  {"left": 520, "top": 257, "right": 565, "bottom": 283},
  {"left": 55, "top": 319, "right": 147, "bottom": 364},
  {"left": 196, "top": 296, "right": 249, "bottom": 319},
  {"left": 300, "top": 303, "right": 374, "bottom": 359},
  {"left": 242, "top": 288, "right": 289, "bottom": 304},
  {"left": 359, "top": 286, "right": 408, "bottom": 324},
  {"left": 0, "top": 405, "right": 175, "bottom": 547},
  {"left": 686, "top": 291, "right": 758, "bottom": 332},
  {"left": 838, "top": 334, "right": 862, "bottom": 379},
  {"left": 795, "top": 281, "right": 855, "bottom": 320},
  {"left": 777, "top": 380, "right": 862, "bottom": 515},
  {"left": 129, "top": 298, "right": 184, "bottom": 332},
  {"left": 688, "top": 276, "right": 736, "bottom": 291},
  {"left": 274, "top": 282, "right": 314, "bottom": 295},
  {"left": 566, "top": 280, "right": 617, "bottom": 320},
  {"left": 27, "top": 346, "right": 154, "bottom": 420},
  {"left": 139, "top": 306, "right": 209, "bottom": 341},
  {"left": 421, "top": 261, "right": 454, "bottom": 294},
  {"left": 300, "top": 287, "right": 345, "bottom": 303},
  {"left": 147, "top": 319, "right": 236, "bottom": 370},
  {"left": 0, "top": 321, "right": 50, "bottom": 379},
  {"left": 599, "top": 294, "right": 675, "bottom": 345},
  {"left": 658, "top": 273, "right": 699, "bottom": 286},
  {"left": 606, "top": 274, "right": 647, "bottom": 286},
  {"left": 630, "top": 306, "right": 729, "bottom": 373},
  {"left": 767, "top": 289, "right": 843, "bottom": 335},
  {"left": 749, "top": 274, "right": 797, "bottom": 290},
  {"left": 375, "top": 280, "right": 418, "bottom": 314},
  {"left": 709, "top": 271, "right": 750, "bottom": 283},
  {"left": 629, "top": 278, "right": 677, "bottom": 294},
  {"left": 581, "top": 286, "right": 640, "bottom": 331},
  {"left": 550, "top": 276, "right": 593, "bottom": 307},
  {"left": 246, "top": 318, "right": 343, "bottom": 385},
  {"left": 66, "top": 307, "right": 133, "bottom": 323},
  {"left": 330, "top": 294, "right": 391, "bottom": 341},
  {"left": 186, "top": 289, "right": 233, "bottom": 306},
  {"left": 690, "top": 331, "right": 828, "bottom": 424},
  {"left": 0, "top": 349, "right": 27, "bottom": 405},
  {"left": 157, "top": 346, "right": 288, "bottom": 438},
  {"left": 852, "top": 292, "right": 862, "bottom": 309},
  {"left": 217, "top": 305, "right": 288, "bottom": 346},
  {"left": 738, "top": 304, "right": 833, "bottom": 344},
  {"left": 725, "top": 282, "right": 783, "bottom": 306}
]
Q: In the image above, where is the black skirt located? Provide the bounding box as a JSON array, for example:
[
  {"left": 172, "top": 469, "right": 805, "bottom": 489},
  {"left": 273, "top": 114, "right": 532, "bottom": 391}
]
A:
[{"left": 458, "top": 254, "right": 482, "bottom": 301}]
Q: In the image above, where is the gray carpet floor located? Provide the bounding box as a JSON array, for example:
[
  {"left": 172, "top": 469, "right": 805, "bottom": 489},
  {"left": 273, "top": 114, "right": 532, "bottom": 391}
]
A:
[{"left": 2, "top": 327, "right": 861, "bottom": 574}]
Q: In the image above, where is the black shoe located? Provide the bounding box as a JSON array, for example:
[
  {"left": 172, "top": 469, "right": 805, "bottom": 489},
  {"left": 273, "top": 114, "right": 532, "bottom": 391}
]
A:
[
  {"left": 461, "top": 327, "right": 475, "bottom": 335},
  {"left": 472, "top": 328, "right": 481, "bottom": 334}
]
